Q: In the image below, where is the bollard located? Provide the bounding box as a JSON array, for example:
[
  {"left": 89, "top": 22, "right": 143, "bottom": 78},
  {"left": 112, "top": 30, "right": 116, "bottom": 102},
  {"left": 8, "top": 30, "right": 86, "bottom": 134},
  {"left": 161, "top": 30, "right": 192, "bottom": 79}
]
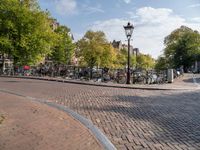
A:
[{"left": 167, "top": 69, "right": 174, "bottom": 83}]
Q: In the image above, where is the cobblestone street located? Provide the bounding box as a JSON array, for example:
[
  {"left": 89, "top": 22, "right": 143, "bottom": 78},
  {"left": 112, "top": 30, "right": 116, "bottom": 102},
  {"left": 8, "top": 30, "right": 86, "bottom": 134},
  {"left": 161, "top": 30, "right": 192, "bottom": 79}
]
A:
[{"left": 0, "top": 76, "right": 200, "bottom": 150}]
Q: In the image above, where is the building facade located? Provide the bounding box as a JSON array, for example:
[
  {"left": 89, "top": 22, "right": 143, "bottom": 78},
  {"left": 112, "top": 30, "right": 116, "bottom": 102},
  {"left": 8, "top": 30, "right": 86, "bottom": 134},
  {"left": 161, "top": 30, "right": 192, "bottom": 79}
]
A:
[
  {"left": 0, "top": 54, "right": 13, "bottom": 74},
  {"left": 111, "top": 40, "right": 139, "bottom": 56}
]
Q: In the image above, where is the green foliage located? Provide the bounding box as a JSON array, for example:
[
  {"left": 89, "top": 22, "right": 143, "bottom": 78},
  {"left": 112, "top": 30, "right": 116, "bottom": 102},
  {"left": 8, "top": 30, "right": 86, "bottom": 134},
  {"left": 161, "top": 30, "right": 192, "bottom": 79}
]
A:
[
  {"left": 0, "top": 0, "right": 57, "bottom": 66},
  {"left": 77, "top": 30, "right": 116, "bottom": 68},
  {"left": 115, "top": 49, "right": 127, "bottom": 68},
  {"left": 163, "top": 26, "right": 200, "bottom": 70},
  {"left": 137, "top": 54, "right": 155, "bottom": 70},
  {"left": 131, "top": 55, "right": 137, "bottom": 68},
  {"left": 51, "top": 26, "right": 75, "bottom": 64},
  {"left": 114, "top": 48, "right": 136, "bottom": 69},
  {"left": 155, "top": 56, "right": 168, "bottom": 71},
  {"left": 0, "top": 0, "right": 16, "bottom": 56},
  {"left": 100, "top": 44, "right": 116, "bottom": 68}
]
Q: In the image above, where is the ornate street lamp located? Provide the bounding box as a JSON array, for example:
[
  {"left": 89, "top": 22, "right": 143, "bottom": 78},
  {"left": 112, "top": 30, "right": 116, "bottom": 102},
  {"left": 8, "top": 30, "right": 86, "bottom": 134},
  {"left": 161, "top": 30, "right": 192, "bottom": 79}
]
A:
[{"left": 124, "top": 22, "right": 134, "bottom": 84}]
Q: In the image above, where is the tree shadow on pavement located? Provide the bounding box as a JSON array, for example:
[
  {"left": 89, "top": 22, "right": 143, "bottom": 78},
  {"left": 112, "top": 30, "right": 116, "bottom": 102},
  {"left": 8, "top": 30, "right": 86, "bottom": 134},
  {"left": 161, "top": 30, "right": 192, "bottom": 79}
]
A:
[
  {"left": 183, "top": 78, "right": 194, "bottom": 83},
  {"left": 79, "top": 90, "right": 200, "bottom": 145},
  {"left": 2, "top": 81, "right": 19, "bottom": 83}
]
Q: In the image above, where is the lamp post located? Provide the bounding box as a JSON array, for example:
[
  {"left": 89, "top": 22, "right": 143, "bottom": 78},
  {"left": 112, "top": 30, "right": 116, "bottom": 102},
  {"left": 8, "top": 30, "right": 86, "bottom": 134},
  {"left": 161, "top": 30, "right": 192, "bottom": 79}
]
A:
[{"left": 124, "top": 22, "right": 134, "bottom": 84}]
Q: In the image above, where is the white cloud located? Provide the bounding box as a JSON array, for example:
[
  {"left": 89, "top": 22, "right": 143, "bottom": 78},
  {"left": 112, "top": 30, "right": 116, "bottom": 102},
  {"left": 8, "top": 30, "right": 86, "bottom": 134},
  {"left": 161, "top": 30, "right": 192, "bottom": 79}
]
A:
[
  {"left": 89, "top": 7, "right": 200, "bottom": 58},
  {"left": 91, "top": 19, "right": 128, "bottom": 40},
  {"left": 54, "top": 0, "right": 104, "bottom": 15},
  {"left": 81, "top": 4, "right": 105, "bottom": 14},
  {"left": 136, "top": 7, "right": 177, "bottom": 24},
  {"left": 188, "top": 3, "right": 200, "bottom": 8},
  {"left": 55, "top": 0, "right": 77, "bottom": 15},
  {"left": 190, "top": 17, "right": 200, "bottom": 23}
]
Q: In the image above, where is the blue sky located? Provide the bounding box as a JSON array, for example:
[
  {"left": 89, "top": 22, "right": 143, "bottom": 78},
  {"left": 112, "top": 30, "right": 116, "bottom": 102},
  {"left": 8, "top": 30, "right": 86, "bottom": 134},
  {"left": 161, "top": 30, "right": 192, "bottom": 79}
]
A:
[{"left": 38, "top": 0, "right": 200, "bottom": 58}]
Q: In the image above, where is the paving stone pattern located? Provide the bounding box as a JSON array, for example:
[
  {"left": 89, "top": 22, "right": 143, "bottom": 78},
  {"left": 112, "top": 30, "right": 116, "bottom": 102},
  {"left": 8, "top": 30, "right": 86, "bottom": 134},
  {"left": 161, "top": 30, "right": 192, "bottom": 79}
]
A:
[
  {"left": 0, "top": 92, "right": 103, "bottom": 150},
  {"left": 0, "top": 78, "right": 200, "bottom": 150}
]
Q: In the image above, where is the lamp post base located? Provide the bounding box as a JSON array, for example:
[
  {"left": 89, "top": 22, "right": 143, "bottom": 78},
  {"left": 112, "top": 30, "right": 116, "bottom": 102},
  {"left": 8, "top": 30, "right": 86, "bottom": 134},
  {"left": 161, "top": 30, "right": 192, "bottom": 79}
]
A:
[{"left": 126, "top": 72, "right": 131, "bottom": 84}]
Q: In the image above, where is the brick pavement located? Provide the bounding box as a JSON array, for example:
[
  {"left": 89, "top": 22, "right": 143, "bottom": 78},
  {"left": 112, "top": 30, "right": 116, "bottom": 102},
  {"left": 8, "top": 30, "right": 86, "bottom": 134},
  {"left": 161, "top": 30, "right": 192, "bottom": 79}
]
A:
[
  {"left": 0, "top": 77, "right": 200, "bottom": 150},
  {"left": 0, "top": 91, "right": 103, "bottom": 150}
]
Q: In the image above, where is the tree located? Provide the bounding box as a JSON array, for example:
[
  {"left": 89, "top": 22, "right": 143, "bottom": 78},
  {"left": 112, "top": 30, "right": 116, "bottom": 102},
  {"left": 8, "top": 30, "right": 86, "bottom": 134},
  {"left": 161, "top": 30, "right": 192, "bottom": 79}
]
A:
[
  {"left": 137, "top": 54, "right": 155, "bottom": 70},
  {"left": 115, "top": 49, "right": 127, "bottom": 68},
  {"left": 51, "top": 26, "right": 75, "bottom": 64},
  {"left": 77, "top": 30, "right": 115, "bottom": 67},
  {"left": 99, "top": 44, "right": 117, "bottom": 68},
  {"left": 0, "top": 0, "right": 16, "bottom": 61},
  {"left": 155, "top": 56, "right": 168, "bottom": 71},
  {"left": 114, "top": 48, "right": 136, "bottom": 69},
  {"left": 0, "top": 0, "right": 57, "bottom": 66},
  {"left": 163, "top": 26, "right": 200, "bottom": 71},
  {"left": 77, "top": 30, "right": 118, "bottom": 78}
]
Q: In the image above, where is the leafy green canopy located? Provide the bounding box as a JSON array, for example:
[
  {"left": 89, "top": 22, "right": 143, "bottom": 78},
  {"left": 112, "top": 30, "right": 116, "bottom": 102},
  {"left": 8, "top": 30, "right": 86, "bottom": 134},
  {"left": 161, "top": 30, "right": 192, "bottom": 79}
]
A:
[
  {"left": 0, "top": 0, "right": 57, "bottom": 66},
  {"left": 137, "top": 54, "right": 155, "bottom": 70},
  {"left": 51, "top": 26, "right": 75, "bottom": 64},
  {"left": 154, "top": 56, "right": 168, "bottom": 71},
  {"left": 163, "top": 26, "right": 200, "bottom": 70},
  {"left": 77, "top": 30, "right": 117, "bottom": 68},
  {"left": 115, "top": 48, "right": 137, "bottom": 69},
  {"left": 76, "top": 30, "right": 155, "bottom": 70}
]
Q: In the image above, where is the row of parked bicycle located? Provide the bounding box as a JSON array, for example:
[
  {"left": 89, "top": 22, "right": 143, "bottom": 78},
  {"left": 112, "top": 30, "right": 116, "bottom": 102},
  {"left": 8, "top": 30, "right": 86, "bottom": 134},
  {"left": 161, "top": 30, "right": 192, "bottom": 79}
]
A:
[{"left": 1, "top": 65, "right": 183, "bottom": 84}]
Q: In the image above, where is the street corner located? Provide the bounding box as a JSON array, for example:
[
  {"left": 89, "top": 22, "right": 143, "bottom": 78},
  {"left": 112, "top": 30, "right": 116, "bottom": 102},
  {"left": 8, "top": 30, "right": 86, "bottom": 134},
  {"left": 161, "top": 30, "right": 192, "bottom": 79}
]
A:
[{"left": 0, "top": 92, "right": 105, "bottom": 150}]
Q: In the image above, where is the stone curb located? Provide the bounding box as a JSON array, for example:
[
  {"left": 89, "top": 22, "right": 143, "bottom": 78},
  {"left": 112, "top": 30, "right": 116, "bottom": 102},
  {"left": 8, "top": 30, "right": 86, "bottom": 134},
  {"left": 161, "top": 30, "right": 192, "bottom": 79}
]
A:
[
  {"left": 0, "top": 88, "right": 116, "bottom": 150},
  {"left": 0, "top": 75, "right": 187, "bottom": 90}
]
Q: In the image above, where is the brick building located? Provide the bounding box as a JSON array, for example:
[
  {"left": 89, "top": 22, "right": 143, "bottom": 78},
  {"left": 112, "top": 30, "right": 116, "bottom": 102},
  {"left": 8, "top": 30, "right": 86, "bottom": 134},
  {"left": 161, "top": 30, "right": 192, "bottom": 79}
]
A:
[{"left": 111, "top": 40, "right": 139, "bottom": 56}]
